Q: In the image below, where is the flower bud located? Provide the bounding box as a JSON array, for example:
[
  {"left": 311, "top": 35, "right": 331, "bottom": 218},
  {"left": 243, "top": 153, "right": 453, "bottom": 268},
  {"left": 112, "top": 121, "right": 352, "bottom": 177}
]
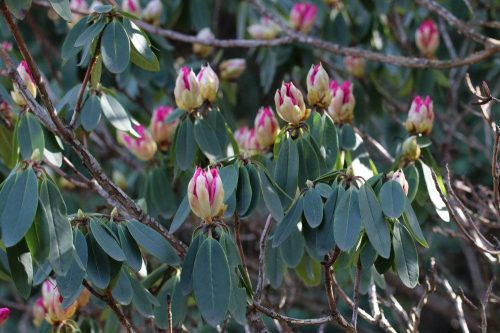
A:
[
  {"left": 174, "top": 67, "right": 203, "bottom": 110},
  {"left": 402, "top": 136, "right": 421, "bottom": 161},
  {"left": 187, "top": 167, "right": 225, "bottom": 221},
  {"left": 33, "top": 297, "right": 47, "bottom": 327},
  {"left": 143, "top": 0, "right": 163, "bottom": 25},
  {"left": 41, "top": 279, "right": 78, "bottom": 325},
  {"left": 392, "top": 170, "right": 409, "bottom": 196},
  {"left": 254, "top": 106, "right": 279, "bottom": 148},
  {"left": 405, "top": 96, "right": 434, "bottom": 136},
  {"left": 290, "top": 2, "right": 317, "bottom": 33},
  {"left": 344, "top": 56, "right": 365, "bottom": 78},
  {"left": 193, "top": 28, "right": 215, "bottom": 58},
  {"left": 234, "top": 126, "right": 250, "bottom": 151},
  {"left": 69, "top": 0, "right": 88, "bottom": 24},
  {"left": 248, "top": 17, "right": 281, "bottom": 40},
  {"left": 118, "top": 124, "right": 158, "bottom": 161},
  {"left": 274, "top": 81, "right": 309, "bottom": 125},
  {"left": 197, "top": 64, "right": 219, "bottom": 103},
  {"left": 246, "top": 128, "right": 260, "bottom": 152},
  {"left": 2, "top": 41, "right": 13, "bottom": 52},
  {"left": 416, "top": 19, "right": 439, "bottom": 57},
  {"left": 150, "top": 105, "right": 178, "bottom": 147},
  {"left": 219, "top": 59, "right": 246, "bottom": 80},
  {"left": 0, "top": 308, "right": 10, "bottom": 326},
  {"left": 306, "top": 63, "right": 332, "bottom": 108},
  {"left": 11, "top": 60, "right": 37, "bottom": 106},
  {"left": 121, "top": 0, "right": 141, "bottom": 15},
  {"left": 328, "top": 80, "right": 355, "bottom": 125}
]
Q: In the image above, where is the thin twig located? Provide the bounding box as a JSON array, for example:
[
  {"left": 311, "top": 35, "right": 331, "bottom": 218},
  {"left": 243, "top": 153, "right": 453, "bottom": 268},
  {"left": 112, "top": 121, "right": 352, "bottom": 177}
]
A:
[
  {"left": 351, "top": 262, "right": 362, "bottom": 330},
  {"left": 70, "top": 56, "right": 98, "bottom": 129}
]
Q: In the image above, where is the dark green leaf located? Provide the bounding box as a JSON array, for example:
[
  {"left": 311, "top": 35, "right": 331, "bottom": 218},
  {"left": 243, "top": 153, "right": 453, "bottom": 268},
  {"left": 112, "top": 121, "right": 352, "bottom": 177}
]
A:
[
  {"left": 272, "top": 197, "right": 304, "bottom": 248},
  {"left": 219, "top": 232, "right": 241, "bottom": 267},
  {"left": 87, "top": 234, "right": 110, "bottom": 289},
  {"left": 117, "top": 224, "right": 142, "bottom": 272},
  {"left": 279, "top": 226, "right": 304, "bottom": 268},
  {"left": 236, "top": 165, "right": 252, "bottom": 216},
  {"left": 298, "top": 137, "right": 320, "bottom": 186},
  {"left": 62, "top": 17, "right": 88, "bottom": 60},
  {"left": 258, "top": 170, "right": 284, "bottom": 221},
  {"left": 340, "top": 124, "right": 356, "bottom": 150},
  {"left": 180, "top": 233, "right": 204, "bottom": 295},
  {"left": 18, "top": 113, "right": 45, "bottom": 161},
  {"left": 7, "top": 241, "right": 32, "bottom": 299},
  {"left": 303, "top": 189, "right": 323, "bottom": 228},
  {"left": 155, "top": 275, "right": 187, "bottom": 328},
  {"left": 175, "top": 118, "right": 197, "bottom": 170},
  {"left": 219, "top": 164, "right": 239, "bottom": 201},
  {"left": 194, "top": 111, "right": 228, "bottom": 159},
  {"left": 129, "top": 274, "right": 157, "bottom": 317},
  {"left": 404, "top": 165, "right": 419, "bottom": 202},
  {"left": 265, "top": 238, "right": 286, "bottom": 288},
  {"left": 90, "top": 219, "right": 126, "bottom": 261},
  {"left": 274, "top": 138, "right": 299, "bottom": 206},
  {"left": 295, "top": 253, "right": 321, "bottom": 287},
  {"left": 81, "top": 94, "right": 102, "bottom": 131},
  {"left": 334, "top": 187, "right": 361, "bottom": 251},
  {"left": 25, "top": 210, "right": 50, "bottom": 263},
  {"left": 112, "top": 269, "right": 133, "bottom": 305},
  {"left": 393, "top": 223, "right": 419, "bottom": 288},
  {"left": 379, "top": 180, "right": 406, "bottom": 218},
  {"left": 170, "top": 195, "right": 191, "bottom": 234},
  {"left": 403, "top": 198, "right": 428, "bottom": 247},
  {"left": 101, "top": 21, "right": 130, "bottom": 73},
  {"left": 242, "top": 164, "right": 261, "bottom": 217},
  {"left": 58, "top": 230, "right": 87, "bottom": 308},
  {"left": 48, "top": 0, "right": 72, "bottom": 21},
  {"left": 75, "top": 20, "right": 106, "bottom": 47},
  {"left": 100, "top": 93, "right": 132, "bottom": 132}
]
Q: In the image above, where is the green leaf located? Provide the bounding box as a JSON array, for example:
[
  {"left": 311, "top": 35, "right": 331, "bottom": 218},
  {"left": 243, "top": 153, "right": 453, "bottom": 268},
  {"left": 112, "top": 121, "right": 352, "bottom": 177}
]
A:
[
  {"left": 194, "top": 111, "right": 228, "bottom": 159},
  {"left": 129, "top": 273, "right": 157, "bottom": 317},
  {"left": 258, "top": 170, "right": 284, "bottom": 222},
  {"left": 219, "top": 164, "right": 239, "bottom": 201},
  {"left": 334, "top": 187, "right": 361, "bottom": 251},
  {"left": 228, "top": 281, "right": 247, "bottom": 326},
  {"left": 123, "top": 19, "right": 160, "bottom": 72},
  {"left": 219, "top": 232, "right": 241, "bottom": 267},
  {"left": 75, "top": 20, "right": 106, "bottom": 47},
  {"left": 236, "top": 165, "right": 252, "bottom": 216},
  {"left": 279, "top": 226, "right": 304, "bottom": 268},
  {"left": 265, "top": 238, "right": 286, "bottom": 288},
  {"left": 175, "top": 118, "right": 197, "bottom": 170},
  {"left": 393, "top": 223, "right": 419, "bottom": 288},
  {"left": 298, "top": 137, "right": 320, "bottom": 186},
  {"left": 48, "top": 0, "right": 72, "bottom": 21},
  {"left": 272, "top": 197, "right": 304, "bottom": 248},
  {"left": 117, "top": 224, "right": 142, "bottom": 272},
  {"left": 25, "top": 210, "right": 50, "bottom": 263},
  {"left": 303, "top": 189, "right": 323, "bottom": 228},
  {"left": 358, "top": 184, "right": 391, "bottom": 258},
  {"left": 86, "top": 234, "right": 111, "bottom": 289},
  {"left": 62, "top": 17, "right": 88, "bottom": 60},
  {"left": 404, "top": 164, "right": 419, "bottom": 202},
  {"left": 1, "top": 167, "right": 38, "bottom": 247},
  {"left": 379, "top": 180, "right": 406, "bottom": 218},
  {"left": 259, "top": 49, "right": 276, "bottom": 93},
  {"left": 169, "top": 195, "right": 191, "bottom": 234},
  {"left": 193, "top": 237, "right": 231, "bottom": 326},
  {"left": 295, "top": 253, "right": 321, "bottom": 287},
  {"left": 18, "top": 113, "right": 45, "bottom": 161},
  {"left": 322, "top": 116, "right": 339, "bottom": 168},
  {"left": 101, "top": 20, "right": 130, "bottom": 73},
  {"left": 90, "top": 219, "right": 126, "bottom": 262},
  {"left": 58, "top": 230, "right": 87, "bottom": 308},
  {"left": 155, "top": 275, "right": 188, "bottom": 328},
  {"left": 274, "top": 138, "right": 299, "bottom": 206},
  {"left": 6, "top": 241, "right": 33, "bottom": 299},
  {"left": 420, "top": 160, "right": 450, "bottom": 222},
  {"left": 242, "top": 164, "right": 260, "bottom": 217},
  {"left": 180, "top": 233, "right": 204, "bottom": 295},
  {"left": 127, "top": 220, "right": 180, "bottom": 265},
  {"left": 39, "top": 177, "right": 74, "bottom": 276},
  {"left": 403, "top": 198, "right": 428, "bottom": 248},
  {"left": 100, "top": 93, "right": 133, "bottom": 132},
  {"left": 189, "top": 0, "right": 213, "bottom": 30},
  {"left": 81, "top": 94, "right": 102, "bottom": 131},
  {"left": 0, "top": 124, "right": 17, "bottom": 169},
  {"left": 340, "top": 124, "right": 356, "bottom": 150},
  {"left": 5, "top": 0, "right": 31, "bottom": 19},
  {"left": 112, "top": 269, "right": 133, "bottom": 305}
]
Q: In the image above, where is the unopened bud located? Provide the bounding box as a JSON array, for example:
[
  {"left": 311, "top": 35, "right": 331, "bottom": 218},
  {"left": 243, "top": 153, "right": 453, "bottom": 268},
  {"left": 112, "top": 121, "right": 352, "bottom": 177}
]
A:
[
  {"left": 219, "top": 59, "right": 246, "bottom": 80},
  {"left": 405, "top": 95, "right": 434, "bottom": 136},
  {"left": 402, "top": 136, "right": 421, "bottom": 161},
  {"left": 306, "top": 63, "right": 332, "bottom": 108},
  {"left": 328, "top": 80, "right": 355, "bottom": 125},
  {"left": 416, "top": 19, "right": 439, "bottom": 57},
  {"left": 290, "top": 2, "right": 317, "bottom": 33},
  {"left": 197, "top": 64, "right": 219, "bottom": 103},
  {"left": 193, "top": 28, "right": 215, "bottom": 58},
  {"left": 174, "top": 67, "right": 203, "bottom": 111},
  {"left": 274, "top": 81, "right": 309, "bottom": 125}
]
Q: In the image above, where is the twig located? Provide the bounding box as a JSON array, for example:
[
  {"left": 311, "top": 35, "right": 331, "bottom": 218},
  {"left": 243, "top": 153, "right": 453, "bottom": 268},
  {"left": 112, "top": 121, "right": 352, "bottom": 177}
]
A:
[
  {"left": 480, "top": 280, "right": 494, "bottom": 333},
  {"left": 70, "top": 56, "right": 98, "bottom": 129},
  {"left": 351, "top": 262, "right": 362, "bottom": 330},
  {"left": 407, "top": 258, "right": 437, "bottom": 333},
  {"left": 255, "top": 215, "right": 273, "bottom": 302},
  {"left": 438, "top": 278, "right": 470, "bottom": 333},
  {"left": 167, "top": 295, "right": 173, "bottom": 333}
]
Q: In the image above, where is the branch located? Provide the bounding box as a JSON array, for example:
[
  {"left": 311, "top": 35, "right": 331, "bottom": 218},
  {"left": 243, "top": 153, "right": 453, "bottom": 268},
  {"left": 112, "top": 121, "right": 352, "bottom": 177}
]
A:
[
  {"left": 255, "top": 214, "right": 273, "bottom": 302},
  {"left": 69, "top": 55, "right": 98, "bottom": 129},
  {"left": 437, "top": 277, "right": 470, "bottom": 333}
]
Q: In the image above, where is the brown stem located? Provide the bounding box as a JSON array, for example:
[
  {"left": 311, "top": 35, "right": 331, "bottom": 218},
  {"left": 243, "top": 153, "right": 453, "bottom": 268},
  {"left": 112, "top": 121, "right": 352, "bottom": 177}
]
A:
[
  {"left": 351, "top": 262, "right": 361, "bottom": 330},
  {"left": 70, "top": 56, "right": 98, "bottom": 129},
  {"left": 167, "top": 295, "right": 173, "bottom": 333}
]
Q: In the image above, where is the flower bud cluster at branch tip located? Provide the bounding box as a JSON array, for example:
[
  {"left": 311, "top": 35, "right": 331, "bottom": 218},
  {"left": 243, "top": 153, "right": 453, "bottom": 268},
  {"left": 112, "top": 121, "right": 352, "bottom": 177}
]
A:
[
  {"left": 143, "top": 0, "right": 163, "bottom": 26},
  {"left": 11, "top": 60, "right": 37, "bottom": 107},
  {"left": 275, "top": 81, "right": 309, "bottom": 125},
  {"left": 150, "top": 105, "right": 178, "bottom": 148},
  {"left": 328, "top": 80, "right": 355, "bottom": 125},
  {"left": 121, "top": 0, "right": 141, "bottom": 16},
  {"left": 174, "top": 65, "right": 220, "bottom": 110},
  {"left": 405, "top": 95, "right": 434, "bottom": 136},
  {"left": 402, "top": 136, "right": 421, "bottom": 161},
  {"left": 118, "top": 124, "right": 158, "bottom": 161},
  {"left": 392, "top": 170, "right": 409, "bottom": 196},
  {"left": 416, "top": 19, "right": 439, "bottom": 57},
  {"left": 193, "top": 28, "right": 215, "bottom": 58},
  {"left": 344, "top": 55, "right": 365, "bottom": 78},
  {"left": 234, "top": 106, "right": 279, "bottom": 155},
  {"left": 0, "top": 308, "right": 10, "bottom": 326},
  {"left": 290, "top": 2, "right": 318, "bottom": 33},
  {"left": 219, "top": 59, "right": 246, "bottom": 80},
  {"left": 248, "top": 17, "right": 281, "bottom": 40},
  {"left": 307, "top": 63, "right": 332, "bottom": 108},
  {"left": 188, "top": 167, "right": 225, "bottom": 222}
]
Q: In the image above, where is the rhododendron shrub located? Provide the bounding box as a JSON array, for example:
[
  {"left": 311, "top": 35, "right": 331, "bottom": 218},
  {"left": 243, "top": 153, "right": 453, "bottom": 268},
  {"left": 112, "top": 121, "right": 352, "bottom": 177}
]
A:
[{"left": 0, "top": 1, "right": 498, "bottom": 333}]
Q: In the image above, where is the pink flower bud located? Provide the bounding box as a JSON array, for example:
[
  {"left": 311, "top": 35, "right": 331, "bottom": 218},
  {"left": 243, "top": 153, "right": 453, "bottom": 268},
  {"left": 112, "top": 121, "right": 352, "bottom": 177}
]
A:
[
  {"left": 0, "top": 307, "right": 10, "bottom": 326},
  {"left": 143, "top": 0, "right": 163, "bottom": 25},
  {"left": 416, "top": 19, "right": 439, "bottom": 57},
  {"left": 234, "top": 126, "right": 250, "bottom": 150},
  {"left": 248, "top": 17, "right": 281, "bottom": 40},
  {"left": 344, "top": 55, "right": 365, "bottom": 78},
  {"left": 11, "top": 60, "right": 37, "bottom": 106},
  {"left": 392, "top": 170, "right": 409, "bottom": 196},
  {"left": 174, "top": 67, "right": 203, "bottom": 110},
  {"left": 306, "top": 63, "right": 332, "bottom": 108},
  {"left": 254, "top": 106, "right": 279, "bottom": 148},
  {"left": 274, "top": 81, "right": 309, "bottom": 125},
  {"left": 1, "top": 41, "right": 12, "bottom": 52},
  {"left": 188, "top": 167, "right": 225, "bottom": 221},
  {"left": 122, "top": 0, "right": 141, "bottom": 15},
  {"left": 150, "top": 106, "right": 178, "bottom": 147},
  {"left": 41, "top": 279, "right": 78, "bottom": 325},
  {"left": 69, "top": 0, "right": 88, "bottom": 23},
  {"left": 246, "top": 127, "right": 261, "bottom": 152},
  {"left": 328, "top": 80, "right": 355, "bottom": 125},
  {"left": 193, "top": 28, "right": 215, "bottom": 58},
  {"left": 33, "top": 297, "right": 47, "bottom": 327},
  {"left": 118, "top": 124, "right": 158, "bottom": 161},
  {"left": 405, "top": 96, "right": 434, "bottom": 135},
  {"left": 290, "top": 2, "right": 317, "bottom": 33},
  {"left": 197, "top": 64, "right": 219, "bottom": 103},
  {"left": 219, "top": 59, "right": 246, "bottom": 80}
]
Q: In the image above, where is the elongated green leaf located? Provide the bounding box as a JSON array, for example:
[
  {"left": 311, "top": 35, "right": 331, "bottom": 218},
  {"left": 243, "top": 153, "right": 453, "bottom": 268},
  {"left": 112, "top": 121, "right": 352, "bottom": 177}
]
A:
[
  {"left": 379, "top": 180, "right": 405, "bottom": 218},
  {"left": 101, "top": 21, "right": 130, "bottom": 73},
  {"left": 90, "top": 219, "right": 126, "bottom": 261},
  {"left": 170, "top": 195, "right": 190, "bottom": 234},
  {"left": 180, "top": 233, "right": 204, "bottom": 295},
  {"left": 87, "top": 234, "right": 110, "bottom": 289},
  {"left": 359, "top": 185, "right": 391, "bottom": 258},
  {"left": 236, "top": 165, "right": 252, "bottom": 216},
  {"left": 7, "top": 241, "right": 33, "bottom": 299},
  {"left": 18, "top": 113, "right": 45, "bottom": 161},
  {"left": 242, "top": 164, "right": 260, "bottom": 217},
  {"left": 155, "top": 275, "right": 187, "bottom": 328},
  {"left": 1, "top": 167, "right": 39, "bottom": 247},
  {"left": 258, "top": 170, "right": 284, "bottom": 222},
  {"left": 175, "top": 118, "right": 197, "bottom": 170},
  {"left": 334, "top": 187, "right": 361, "bottom": 251},
  {"left": 25, "top": 210, "right": 50, "bottom": 263},
  {"left": 117, "top": 224, "right": 142, "bottom": 272},
  {"left": 193, "top": 238, "right": 231, "bottom": 326},
  {"left": 100, "top": 94, "right": 132, "bottom": 132},
  {"left": 279, "top": 226, "right": 304, "bottom": 268},
  {"left": 403, "top": 198, "right": 428, "bottom": 247},
  {"left": 0, "top": 124, "right": 16, "bottom": 169},
  {"left": 123, "top": 19, "right": 160, "bottom": 72},
  {"left": 5, "top": 0, "right": 31, "bottom": 19},
  {"left": 61, "top": 16, "right": 88, "bottom": 59},
  {"left": 404, "top": 165, "right": 419, "bottom": 202},
  {"left": 219, "top": 164, "right": 239, "bottom": 201},
  {"left": 265, "top": 238, "right": 286, "bottom": 288},
  {"left": 58, "top": 230, "right": 87, "bottom": 308},
  {"left": 304, "top": 189, "right": 323, "bottom": 228},
  {"left": 75, "top": 20, "right": 106, "bottom": 47},
  {"left": 420, "top": 161, "right": 450, "bottom": 222},
  {"left": 81, "top": 95, "right": 102, "bottom": 131},
  {"left": 127, "top": 220, "right": 180, "bottom": 265},
  {"left": 112, "top": 269, "right": 133, "bottom": 305},
  {"left": 48, "top": 0, "right": 72, "bottom": 21},
  {"left": 340, "top": 124, "right": 356, "bottom": 150},
  {"left": 295, "top": 253, "right": 321, "bottom": 287},
  {"left": 219, "top": 232, "right": 241, "bottom": 267},
  {"left": 274, "top": 138, "right": 299, "bottom": 205},
  {"left": 272, "top": 197, "right": 304, "bottom": 248},
  {"left": 322, "top": 116, "right": 339, "bottom": 168},
  {"left": 194, "top": 111, "right": 228, "bottom": 159},
  {"left": 393, "top": 223, "right": 419, "bottom": 288},
  {"left": 129, "top": 273, "right": 157, "bottom": 317},
  {"left": 298, "top": 137, "right": 320, "bottom": 187}
]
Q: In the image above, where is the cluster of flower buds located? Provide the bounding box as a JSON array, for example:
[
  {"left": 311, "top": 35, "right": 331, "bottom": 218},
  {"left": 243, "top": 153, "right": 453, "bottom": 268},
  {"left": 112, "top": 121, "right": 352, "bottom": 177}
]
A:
[
  {"left": 344, "top": 55, "right": 365, "bottom": 78},
  {"left": 118, "top": 124, "right": 158, "bottom": 161},
  {"left": 415, "top": 19, "right": 439, "bottom": 57},
  {"left": 33, "top": 279, "right": 90, "bottom": 327},
  {"left": 188, "top": 167, "right": 225, "bottom": 221},
  {"left": 121, "top": 0, "right": 141, "bottom": 15},
  {"left": 402, "top": 136, "right": 421, "bottom": 162},
  {"left": 193, "top": 28, "right": 215, "bottom": 58},
  {"left": 174, "top": 65, "right": 219, "bottom": 110},
  {"left": 219, "top": 59, "right": 246, "bottom": 80},
  {"left": 290, "top": 2, "right": 317, "bottom": 33},
  {"left": 234, "top": 106, "right": 279, "bottom": 154},
  {"left": 69, "top": 0, "right": 88, "bottom": 24},
  {"left": 328, "top": 80, "right": 355, "bottom": 125},
  {"left": 143, "top": 0, "right": 163, "bottom": 25},
  {"left": 306, "top": 63, "right": 332, "bottom": 108},
  {"left": 0, "top": 308, "right": 10, "bottom": 326},
  {"left": 150, "top": 106, "right": 179, "bottom": 148},
  {"left": 11, "top": 61, "right": 37, "bottom": 107},
  {"left": 275, "top": 81, "right": 309, "bottom": 125},
  {"left": 405, "top": 95, "right": 434, "bottom": 136},
  {"left": 248, "top": 17, "right": 281, "bottom": 40},
  {"left": 391, "top": 170, "right": 409, "bottom": 196}
]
